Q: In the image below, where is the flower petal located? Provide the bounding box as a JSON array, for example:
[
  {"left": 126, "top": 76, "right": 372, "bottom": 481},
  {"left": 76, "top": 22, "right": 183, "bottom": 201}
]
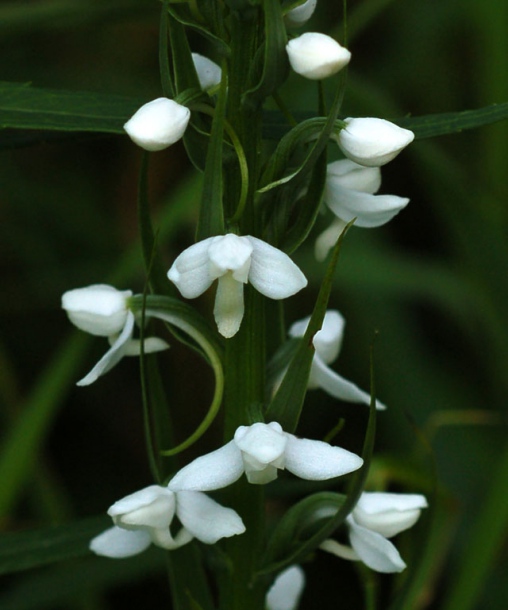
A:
[
  {"left": 325, "top": 184, "right": 409, "bottom": 228},
  {"left": 266, "top": 565, "right": 306, "bottom": 610},
  {"left": 169, "top": 441, "right": 244, "bottom": 491},
  {"left": 285, "top": 0, "right": 317, "bottom": 28},
  {"left": 326, "top": 159, "right": 381, "bottom": 194},
  {"left": 247, "top": 237, "right": 307, "bottom": 299},
  {"left": 310, "top": 355, "right": 386, "bottom": 410},
  {"left": 176, "top": 490, "right": 245, "bottom": 544},
  {"left": 167, "top": 237, "right": 215, "bottom": 299},
  {"left": 348, "top": 519, "right": 407, "bottom": 573},
  {"left": 191, "top": 53, "right": 222, "bottom": 91},
  {"left": 354, "top": 492, "right": 427, "bottom": 537},
  {"left": 76, "top": 311, "right": 135, "bottom": 386},
  {"left": 208, "top": 234, "right": 253, "bottom": 281},
  {"left": 286, "top": 33, "right": 351, "bottom": 80},
  {"left": 289, "top": 310, "right": 345, "bottom": 365},
  {"left": 122, "top": 336, "right": 169, "bottom": 356},
  {"left": 314, "top": 218, "right": 347, "bottom": 262},
  {"left": 284, "top": 433, "right": 363, "bottom": 480},
  {"left": 89, "top": 526, "right": 151, "bottom": 558},
  {"left": 319, "top": 538, "right": 360, "bottom": 562},
  {"left": 108, "top": 485, "right": 176, "bottom": 530},
  {"left": 337, "top": 117, "right": 415, "bottom": 167},
  {"left": 213, "top": 273, "right": 245, "bottom": 338},
  {"left": 62, "top": 284, "right": 131, "bottom": 337},
  {"left": 123, "top": 98, "right": 190, "bottom": 151}
]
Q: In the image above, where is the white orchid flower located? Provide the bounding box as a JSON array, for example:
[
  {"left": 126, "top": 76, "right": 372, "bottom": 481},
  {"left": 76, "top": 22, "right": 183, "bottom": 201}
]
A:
[
  {"left": 89, "top": 484, "right": 245, "bottom": 558},
  {"left": 167, "top": 234, "right": 307, "bottom": 338},
  {"left": 123, "top": 97, "right": 190, "bottom": 151},
  {"left": 289, "top": 310, "right": 385, "bottom": 410},
  {"left": 62, "top": 284, "right": 168, "bottom": 386},
  {"left": 315, "top": 159, "right": 409, "bottom": 261},
  {"left": 320, "top": 492, "right": 428, "bottom": 573},
  {"left": 191, "top": 53, "right": 222, "bottom": 91},
  {"left": 286, "top": 32, "right": 351, "bottom": 80},
  {"left": 336, "top": 117, "right": 414, "bottom": 167},
  {"left": 284, "top": 0, "right": 317, "bottom": 28},
  {"left": 266, "top": 565, "right": 306, "bottom": 610},
  {"left": 169, "top": 421, "right": 363, "bottom": 490}
]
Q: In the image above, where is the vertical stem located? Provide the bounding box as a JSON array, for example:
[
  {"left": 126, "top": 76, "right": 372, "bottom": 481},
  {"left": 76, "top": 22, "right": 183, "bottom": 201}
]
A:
[{"left": 219, "top": 9, "right": 267, "bottom": 610}]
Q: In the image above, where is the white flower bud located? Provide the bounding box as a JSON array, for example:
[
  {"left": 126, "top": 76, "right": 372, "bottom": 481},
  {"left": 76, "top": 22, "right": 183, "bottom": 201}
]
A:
[
  {"left": 123, "top": 98, "right": 190, "bottom": 151},
  {"left": 62, "top": 284, "right": 132, "bottom": 337},
  {"left": 285, "top": 0, "right": 317, "bottom": 28},
  {"left": 191, "top": 53, "right": 222, "bottom": 91},
  {"left": 286, "top": 32, "right": 351, "bottom": 80},
  {"left": 337, "top": 117, "right": 415, "bottom": 167}
]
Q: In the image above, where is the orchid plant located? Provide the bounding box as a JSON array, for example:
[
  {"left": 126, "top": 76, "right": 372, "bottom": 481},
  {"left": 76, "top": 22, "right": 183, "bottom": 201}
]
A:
[{"left": 57, "top": 1, "right": 431, "bottom": 609}]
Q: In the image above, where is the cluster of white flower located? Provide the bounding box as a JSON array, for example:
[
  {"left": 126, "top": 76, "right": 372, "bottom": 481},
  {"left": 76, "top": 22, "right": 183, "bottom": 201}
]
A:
[
  {"left": 89, "top": 420, "right": 363, "bottom": 557},
  {"left": 60, "top": 1, "right": 427, "bottom": 597}
]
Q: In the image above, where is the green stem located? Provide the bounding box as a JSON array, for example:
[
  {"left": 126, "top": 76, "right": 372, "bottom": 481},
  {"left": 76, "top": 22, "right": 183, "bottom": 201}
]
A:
[{"left": 217, "top": 10, "right": 268, "bottom": 610}]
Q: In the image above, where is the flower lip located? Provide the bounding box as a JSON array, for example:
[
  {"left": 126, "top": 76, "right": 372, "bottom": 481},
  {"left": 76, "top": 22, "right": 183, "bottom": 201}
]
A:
[
  {"left": 123, "top": 98, "right": 191, "bottom": 152},
  {"left": 337, "top": 117, "right": 415, "bottom": 167},
  {"left": 62, "top": 284, "right": 131, "bottom": 336}
]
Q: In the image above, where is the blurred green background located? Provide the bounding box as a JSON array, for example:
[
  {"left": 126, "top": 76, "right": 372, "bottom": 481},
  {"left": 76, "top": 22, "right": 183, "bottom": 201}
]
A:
[{"left": 0, "top": 0, "right": 507, "bottom": 608}]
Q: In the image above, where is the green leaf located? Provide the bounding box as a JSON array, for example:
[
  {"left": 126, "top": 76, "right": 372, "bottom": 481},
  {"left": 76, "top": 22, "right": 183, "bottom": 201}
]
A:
[
  {"left": 242, "top": 0, "right": 289, "bottom": 110},
  {"left": 265, "top": 220, "right": 353, "bottom": 431},
  {"left": 0, "top": 334, "right": 91, "bottom": 519},
  {"left": 0, "top": 81, "right": 143, "bottom": 133},
  {"left": 167, "top": 3, "right": 230, "bottom": 58},
  {"left": 396, "top": 102, "right": 508, "bottom": 139},
  {"left": 260, "top": 362, "right": 377, "bottom": 577},
  {"left": 137, "top": 152, "right": 174, "bottom": 297},
  {"left": 159, "top": 1, "right": 175, "bottom": 99},
  {"left": 196, "top": 65, "right": 227, "bottom": 240},
  {"left": 0, "top": 515, "right": 108, "bottom": 575},
  {"left": 262, "top": 492, "right": 346, "bottom": 568},
  {"left": 129, "top": 295, "right": 225, "bottom": 456}
]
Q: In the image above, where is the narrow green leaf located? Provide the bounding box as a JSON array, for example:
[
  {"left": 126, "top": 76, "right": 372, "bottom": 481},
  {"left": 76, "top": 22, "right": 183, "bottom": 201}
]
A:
[
  {"left": 260, "top": 362, "right": 377, "bottom": 577},
  {"left": 137, "top": 152, "right": 174, "bottom": 297},
  {"left": 262, "top": 492, "right": 346, "bottom": 568},
  {"left": 265, "top": 220, "right": 353, "bottom": 431},
  {"left": 159, "top": 1, "right": 175, "bottom": 99},
  {"left": 168, "top": 3, "right": 230, "bottom": 58},
  {"left": 0, "top": 551, "right": 164, "bottom": 610},
  {"left": 0, "top": 81, "right": 143, "bottom": 133},
  {"left": 279, "top": 149, "right": 327, "bottom": 253},
  {"left": 0, "top": 515, "right": 108, "bottom": 575},
  {"left": 396, "top": 102, "right": 508, "bottom": 139},
  {"left": 129, "top": 295, "right": 225, "bottom": 456},
  {"left": 242, "top": 0, "right": 289, "bottom": 109},
  {"left": 0, "top": 334, "right": 91, "bottom": 518},
  {"left": 196, "top": 64, "right": 227, "bottom": 240},
  {"left": 167, "top": 13, "right": 201, "bottom": 95}
]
